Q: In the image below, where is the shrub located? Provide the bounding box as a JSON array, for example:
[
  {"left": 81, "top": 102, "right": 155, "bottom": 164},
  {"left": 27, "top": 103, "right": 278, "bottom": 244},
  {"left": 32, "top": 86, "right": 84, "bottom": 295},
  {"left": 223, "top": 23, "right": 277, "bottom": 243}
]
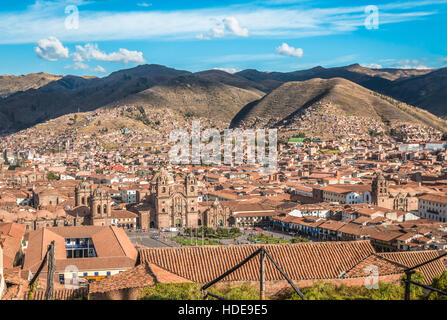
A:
[{"left": 140, "top": 283, "right": 203, "bottom": 300}]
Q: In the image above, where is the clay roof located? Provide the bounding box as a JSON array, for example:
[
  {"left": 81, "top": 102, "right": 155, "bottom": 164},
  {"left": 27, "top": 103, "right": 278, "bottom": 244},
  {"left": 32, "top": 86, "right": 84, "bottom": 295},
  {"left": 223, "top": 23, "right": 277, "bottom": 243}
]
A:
[
  {"left": 139, "top": 241, "right": 377, "bottom": 283},
  {"left": 378, "top": 250, "right": 447, "bottom": 284},
  {"left": 419, "top": 194, "right": 447, "bottom": 205},
  {"left": 111, "top": 209, "right": 138, "bottom": 219},
  {"left": 344, "top": 254, "right": 404, "bottom": 278},
  {"left": 23, "top": 226, "right": 138, "bottom": 273},
  {"left": 23, "top": 288, "right": 88, "bottom": 301},
  {"left": 88, "top": 263, "right": 190, "bottom": 294},
  {"left": 0, "top": 223, "right": 26, "bottom": 239}
]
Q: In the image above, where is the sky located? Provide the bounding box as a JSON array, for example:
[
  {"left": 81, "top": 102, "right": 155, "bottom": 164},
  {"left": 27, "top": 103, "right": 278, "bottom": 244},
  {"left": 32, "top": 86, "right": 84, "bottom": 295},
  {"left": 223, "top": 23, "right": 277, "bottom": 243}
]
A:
[{"left": 0, "top": 0, "right": 446, "bottom": 76}]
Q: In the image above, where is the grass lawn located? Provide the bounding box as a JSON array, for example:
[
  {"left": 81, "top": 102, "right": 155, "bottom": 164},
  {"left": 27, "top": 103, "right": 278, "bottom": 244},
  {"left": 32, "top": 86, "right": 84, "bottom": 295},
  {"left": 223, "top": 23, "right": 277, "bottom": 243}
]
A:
[
  {"left": 249, "top": 234, "right": 291, "bottom": 244},
  {"left": 249, "top": 233, "right": 310, "bottom": 244},
  {"left": 172, "top": 237, "right": 221, "bottom": 246}
]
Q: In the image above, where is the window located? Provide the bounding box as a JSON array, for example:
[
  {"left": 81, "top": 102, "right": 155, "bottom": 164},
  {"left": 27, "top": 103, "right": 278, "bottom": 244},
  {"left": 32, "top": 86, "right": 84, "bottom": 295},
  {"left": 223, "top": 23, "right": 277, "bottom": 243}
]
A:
[
  {"left": 107, "top": 272, "right": 111, "bottom": 276},
  {"left": 65, "top": 238, "right": 97, "bottom": 259},
  {"left": 94, "top": 272, "right": 99, "bottom": 276}
]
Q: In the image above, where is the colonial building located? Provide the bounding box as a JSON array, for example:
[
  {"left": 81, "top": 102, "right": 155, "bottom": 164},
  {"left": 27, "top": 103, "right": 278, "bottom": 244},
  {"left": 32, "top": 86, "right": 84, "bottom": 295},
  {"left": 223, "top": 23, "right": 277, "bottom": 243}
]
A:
[
  {"left": 147, "top": 168, "right": 200, "bottom": 229},
  {"left": 371, "top": 174, "right": 419, "bottom": 212},
  {"left": 22, "top": 226, "right": 138, "bottom": 286},
  {"left": 418, "top": 194, "right": 447, "bottom": 222},
  {"left": 199, "top": 199, "right": 233, "bottom": 228},
  {"left": 74, "top": 181, "right": 112, "bottom": 227}
]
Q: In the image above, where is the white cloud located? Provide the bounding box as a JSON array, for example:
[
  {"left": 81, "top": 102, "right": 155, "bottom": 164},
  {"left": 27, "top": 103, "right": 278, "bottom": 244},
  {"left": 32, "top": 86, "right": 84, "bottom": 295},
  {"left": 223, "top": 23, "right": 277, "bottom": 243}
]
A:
[
  {"left": 0, "top": 1, "right": 446, "bottom": 43},
  {"left": 73, "top": 43, "right": 146, "bottom": 65},
  {"left": 35, "top": 36, "right": 69, "bottom": 61},
  {"left": 361, "top": 63, "right": 383, "bottom": 69},
  {"left": 223, "top": 17, "right": 249, "bottom": 37},
  {"left": 213, "top": 67, "right": 239, "bottom": 74},
  {"left": 275, "top": 43, "right": 303, "bottom": 58},
  {"left": 197, "top": 16, "right": 248, "bottom": 39},
  {"left": 137, "top": 2, "right": 152, "bottom": 7},
  {"left": 74, "top": 61, "right": 89, "bottom": 70},
  {"left": 396, "top": 59, "right": 430, "bottom": 69},
  {"left": 92, "top": 65, "right": 107, "bottom": 73},
  {"left": 64, "top": 61, "right": 89, "bottom": 70}
]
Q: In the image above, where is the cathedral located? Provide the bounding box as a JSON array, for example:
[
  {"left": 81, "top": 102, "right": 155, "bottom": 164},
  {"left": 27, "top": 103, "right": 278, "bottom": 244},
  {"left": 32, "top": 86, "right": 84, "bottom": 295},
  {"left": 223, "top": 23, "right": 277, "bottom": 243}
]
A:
[
  {"left": 75, "top": 180, "right": 113, "bottom": 226},
  {"left": 371, "top": 174, "right": 419, "bottom": 212},
  {"left": 148, "top": 168, "right": 200, "bottom": 229}
]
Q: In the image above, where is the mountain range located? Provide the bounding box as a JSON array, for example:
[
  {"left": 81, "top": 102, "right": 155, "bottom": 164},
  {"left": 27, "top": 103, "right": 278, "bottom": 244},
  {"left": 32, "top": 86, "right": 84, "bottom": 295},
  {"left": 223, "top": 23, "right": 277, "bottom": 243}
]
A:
[{"left": 0, "top": 63, "right": 446, "bottom": 134}]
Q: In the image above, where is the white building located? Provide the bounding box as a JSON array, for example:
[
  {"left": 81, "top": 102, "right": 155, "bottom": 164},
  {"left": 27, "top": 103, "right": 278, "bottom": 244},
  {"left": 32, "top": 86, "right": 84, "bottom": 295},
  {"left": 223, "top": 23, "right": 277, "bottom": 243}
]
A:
[
  {"left": 121, "top": 189, "right": 137, "bottom": 203},
  {"left": 418, "top": 194, "right": 447, "bottom": 222},
  {"left": 288, "top": 205, "right": 331, "bottom": 219}
]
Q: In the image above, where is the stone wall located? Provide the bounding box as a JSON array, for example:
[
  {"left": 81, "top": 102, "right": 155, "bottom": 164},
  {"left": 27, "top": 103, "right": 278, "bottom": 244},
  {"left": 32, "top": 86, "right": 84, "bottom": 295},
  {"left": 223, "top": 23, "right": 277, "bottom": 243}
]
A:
[{"left": 89, "top": 287, "right": 141, "bottom": 300}]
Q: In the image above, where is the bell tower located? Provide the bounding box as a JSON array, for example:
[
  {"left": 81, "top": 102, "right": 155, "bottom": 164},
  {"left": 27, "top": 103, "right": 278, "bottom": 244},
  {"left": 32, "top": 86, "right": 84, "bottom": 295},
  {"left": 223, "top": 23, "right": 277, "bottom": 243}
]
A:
[
  {"left": 75, "top": 179, "right": 92, "bottom": 207},
  {"left": 372, "top": 173, "right": 389, "bottom": 205},
  {"left": 185, "top": 173, "right": 198, "bottom": 197},
  {"left": 90, "top": 185, "right": 111, "bottom": 225},
  {"left": 185, "top": 173, "right": 199, "bottom": 227}
]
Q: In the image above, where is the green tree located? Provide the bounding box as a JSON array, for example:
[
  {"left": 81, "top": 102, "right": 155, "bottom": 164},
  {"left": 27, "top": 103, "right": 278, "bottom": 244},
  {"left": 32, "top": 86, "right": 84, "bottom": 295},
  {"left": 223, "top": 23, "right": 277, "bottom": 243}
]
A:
[
  {"left": 211, "top": 284, "right": 260, "bottom": 300},
  {"left": 46, "top": 172, "right": 60, "bottom": 181},
  {"left": 140, "top": 283, "right": 203, "bottom": 300},
  {"left": 428, "top": 271, "right": 447, "bottom": 300}
]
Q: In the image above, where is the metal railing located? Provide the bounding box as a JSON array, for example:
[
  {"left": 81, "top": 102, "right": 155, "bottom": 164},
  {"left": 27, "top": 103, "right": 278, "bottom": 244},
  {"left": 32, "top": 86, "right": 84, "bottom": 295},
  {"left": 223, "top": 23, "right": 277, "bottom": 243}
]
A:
[
  {"left": 403, "top": 251, "right": 447, "bottom": 300},
  {"left": 201, "top": 246, "right": 306, "bottom": 300}
]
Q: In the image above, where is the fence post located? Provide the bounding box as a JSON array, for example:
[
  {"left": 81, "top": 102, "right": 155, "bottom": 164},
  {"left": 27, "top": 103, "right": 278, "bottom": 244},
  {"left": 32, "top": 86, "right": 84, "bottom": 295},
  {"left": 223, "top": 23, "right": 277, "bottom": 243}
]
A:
[
  {"left": 404, "top": 271, "right": 414, "bottom": 300},
  {"left": 45, "top": 241, "right": 55, "bottom": 300},
  {"left": 260, "top": 247, "right": 265, "bottom": 300}
]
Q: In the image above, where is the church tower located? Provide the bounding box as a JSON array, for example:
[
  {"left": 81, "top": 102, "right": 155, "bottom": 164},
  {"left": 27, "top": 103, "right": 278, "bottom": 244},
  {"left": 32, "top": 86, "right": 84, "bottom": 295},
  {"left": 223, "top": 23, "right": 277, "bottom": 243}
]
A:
[
  {"left": 372, "top": 173, "right": 389, "bottom": 206},
  {"left": 89, "top": 185, "right": 112, "bottom": 226},
  {"left": 150, "top": 168, "right": 174, "bottom": 228},
  {"left": 75, "top": 180, "right": 92, "bottom": 207},
  {"left": 185, "top": 173, "right": 199, "bottom": 227}
]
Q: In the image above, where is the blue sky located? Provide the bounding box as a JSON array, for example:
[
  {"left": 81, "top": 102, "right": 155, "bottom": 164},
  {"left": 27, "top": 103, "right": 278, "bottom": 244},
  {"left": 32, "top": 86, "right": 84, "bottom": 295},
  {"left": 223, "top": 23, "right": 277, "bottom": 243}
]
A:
[{"left": 0, "top": 0, "right": 446, "bottom": 76}]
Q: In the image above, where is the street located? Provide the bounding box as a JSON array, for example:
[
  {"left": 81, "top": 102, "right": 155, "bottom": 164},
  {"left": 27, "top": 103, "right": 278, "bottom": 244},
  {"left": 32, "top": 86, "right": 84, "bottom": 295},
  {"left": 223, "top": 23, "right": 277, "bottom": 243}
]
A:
[
  {"left": 126, "top": 229, "right": 180, "bottom": 248},
  {"left": 126, "top": 227, "right": 309, "bottom": 248}
]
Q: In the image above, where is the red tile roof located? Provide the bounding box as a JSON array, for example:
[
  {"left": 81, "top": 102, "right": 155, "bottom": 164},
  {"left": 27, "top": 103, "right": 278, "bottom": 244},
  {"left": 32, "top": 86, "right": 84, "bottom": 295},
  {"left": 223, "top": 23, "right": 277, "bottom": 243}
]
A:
[
  {"left": 139, "top": 241, "right": 377, "bottom": 283},
  {"left": 378, "top": 251, "right": 447, "bottom": 284},
  {"left": 88, "top": 263, "right": 190, "bottom": 294}
]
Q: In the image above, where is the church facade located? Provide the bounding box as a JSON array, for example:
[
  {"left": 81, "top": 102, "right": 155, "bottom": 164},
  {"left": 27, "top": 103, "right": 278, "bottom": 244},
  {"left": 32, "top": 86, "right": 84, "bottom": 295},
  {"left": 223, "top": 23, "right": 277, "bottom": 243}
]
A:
[
  {"left": 371, "top": 174, "right": 419, "bottom": 212},
  {"left": 148, "top": 168, "right": 200, "bottom": 229},
  {"left": 75, "top": 181, "right": 113, "bottom": 226}
]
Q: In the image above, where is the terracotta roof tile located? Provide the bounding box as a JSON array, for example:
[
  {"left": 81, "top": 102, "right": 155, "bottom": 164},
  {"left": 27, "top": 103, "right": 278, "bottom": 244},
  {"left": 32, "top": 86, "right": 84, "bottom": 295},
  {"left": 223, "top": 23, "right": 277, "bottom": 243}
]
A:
[
  {"left": 88, "top": 263, "right": 190, "bottom": 294},
  {"left": 139, "top": 241, "right": 376, "bottom": 283},
  {"left": 378, "top": 251, "right": 447, "bottom": 284}
]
